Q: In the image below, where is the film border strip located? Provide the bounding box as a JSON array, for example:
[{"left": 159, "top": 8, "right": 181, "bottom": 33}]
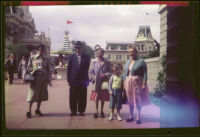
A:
[{"left": 2, "top": 1, "right": 190, "bottom": 6}]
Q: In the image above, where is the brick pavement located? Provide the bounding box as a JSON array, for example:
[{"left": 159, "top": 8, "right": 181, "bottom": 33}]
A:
[{"left": 4, "top": 76, "right": 160, "bottom": 129}]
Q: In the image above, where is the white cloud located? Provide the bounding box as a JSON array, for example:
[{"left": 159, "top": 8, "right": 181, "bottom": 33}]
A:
[{"left": 30, "top": 5, "right": 160, "bottom": 51}]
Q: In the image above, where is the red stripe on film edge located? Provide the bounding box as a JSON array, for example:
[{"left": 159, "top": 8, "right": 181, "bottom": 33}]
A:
[
  {"left": 21, "top": 1, "right": 70, "bottom": 6},
  {"left": 140, "top": 1, "right": 189, "bottom": 6}
]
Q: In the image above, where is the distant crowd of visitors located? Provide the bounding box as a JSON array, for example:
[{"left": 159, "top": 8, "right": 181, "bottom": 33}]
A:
[{"left": 4, "top": 41, "right": 151, "bottom": 124}]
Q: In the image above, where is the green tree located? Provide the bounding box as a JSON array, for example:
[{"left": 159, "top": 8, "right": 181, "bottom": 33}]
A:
[
  {"left": 139, "top": 48, "right": 159, "bottom": 59},
  {"left": 150, "top": 54, "right": 166, "bottom": 106},
  {"left": 148, "top": 48, "right": 159, "bottom": 57},
  {"left": 155, "top": 54, "right": 166, "bottom": 95}
]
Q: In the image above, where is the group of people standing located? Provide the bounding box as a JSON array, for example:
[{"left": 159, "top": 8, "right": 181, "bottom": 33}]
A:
[
  {"left": 66, "top": 41, "right": 151, "bottom": 124},
  {"left": 5, "top": 53, "right": 17, "bottom": 85},
  {"left": 5, "top": 41, "right": 151, "bottom": 124},
  {"left": 5, "top": 53, "right": 31, "bottom": 85}
]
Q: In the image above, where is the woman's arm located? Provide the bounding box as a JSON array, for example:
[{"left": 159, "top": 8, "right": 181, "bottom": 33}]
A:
[
  {"left": 142, "top": 60, "right": 147, "bottom": 89},
  {"left": 108, "top": 75, "right": 113, "bottom": 93},
  {"left": 88, "top": 59, "right": 96, "bottom": 83}
]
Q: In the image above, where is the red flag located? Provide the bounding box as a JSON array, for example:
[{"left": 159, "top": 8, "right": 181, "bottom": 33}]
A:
[{"left": 67, "top": 20, "right": 73, "bottom": 24}]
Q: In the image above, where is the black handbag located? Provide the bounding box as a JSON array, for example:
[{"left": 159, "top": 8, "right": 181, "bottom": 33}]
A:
[
  {"left": 121, "top": 90, "right": 128, "bottom": 104},
  {"left": 24, "top": 72, "right": 34, "bottom": 82}
]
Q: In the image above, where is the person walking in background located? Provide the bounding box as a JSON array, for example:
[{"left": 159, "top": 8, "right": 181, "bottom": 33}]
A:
[
  {"left": 5, "top": 53, "right": 17, "bottom": 85},
  {"left": 26, "top": 44, "right": 50, "bottom": 118},
  {"left": 89, "top": 45, "right": 111, "bottom": 118},
  {"left": 4, "top": 54, "right": 10, "bottom": 80},
  {"left": 124, "top": 45, "right": 151, "bottom": 124},
  {"left": 48, "top": 57, "right": 55, "bottom": 86},
  {"left": 67, "top": 41, "right": 90, "bottom": 116},
  {"left": 108, "top": 64, "right": 123, "bottom": 121},
  {"left": 18, "top": 56, "right": 27, "bottom": 84},
  {"left": 26, "top": 51, "right": 35, "bottom": 67},
  {"left": 58, "top": 54, "right": 64, "bottom": 67}
]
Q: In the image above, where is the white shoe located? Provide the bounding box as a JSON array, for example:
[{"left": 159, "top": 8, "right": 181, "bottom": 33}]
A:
[
  {"left": 108, "top": 116, "right": 113, "bottom": 121},
  {"left": 117, "top": 115, "right": 122, "bottom": 121}
]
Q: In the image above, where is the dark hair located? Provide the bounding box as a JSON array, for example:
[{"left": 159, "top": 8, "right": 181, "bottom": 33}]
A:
[
  {"left": 117, "top": 63, "right": 123, "bottom": 71},
  {"left": 112, "top": 64, "right": 122, "bottom": 72}
]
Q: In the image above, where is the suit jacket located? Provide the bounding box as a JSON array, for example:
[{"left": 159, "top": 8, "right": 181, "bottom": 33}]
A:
[
  {"left": 67, "top": 53, "right": 90, "bottom": 87},
  {"left": 5, "top": 59, "right": 17, "bottom": 73}
]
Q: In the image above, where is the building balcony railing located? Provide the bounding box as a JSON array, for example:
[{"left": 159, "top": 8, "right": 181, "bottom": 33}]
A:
[{"left": 6, "top": 13, "right": 37, "bottom": 33}]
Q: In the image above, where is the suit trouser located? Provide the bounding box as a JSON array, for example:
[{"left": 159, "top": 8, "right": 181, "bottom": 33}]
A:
[
  {"left": 69, "top": 86, "right": 87, "bottom": 114},
  {"left": 8, "top": 71, "right": 14, "bottom": 84}
]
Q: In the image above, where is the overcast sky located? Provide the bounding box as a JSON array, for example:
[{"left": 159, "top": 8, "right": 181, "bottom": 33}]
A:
[{"left": 29, "top": 5, "right": 160, "bottom": 51}]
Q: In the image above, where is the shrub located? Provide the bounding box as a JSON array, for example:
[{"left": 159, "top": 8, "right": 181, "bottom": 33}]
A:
[{"left": 150, "top": 54, "right": 166, "bottom": 106}]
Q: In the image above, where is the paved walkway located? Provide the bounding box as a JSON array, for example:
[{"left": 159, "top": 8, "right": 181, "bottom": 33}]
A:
[{"left": 5, "top": 76, "right": 160, "bottom": 129}]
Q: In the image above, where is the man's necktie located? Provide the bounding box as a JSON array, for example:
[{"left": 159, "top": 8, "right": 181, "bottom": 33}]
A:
[{"left": 77, "top": 55, "right": 81, "bottom": 65}]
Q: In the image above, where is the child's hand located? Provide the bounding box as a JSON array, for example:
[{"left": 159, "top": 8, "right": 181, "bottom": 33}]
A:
[{"left": 109, "top": 91, "right": 112, "bottom": 95}]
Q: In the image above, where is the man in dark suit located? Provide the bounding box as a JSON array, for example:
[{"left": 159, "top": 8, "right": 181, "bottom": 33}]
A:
[
  {"left": 67, "top": 41, "right": 90, "bottom": 116},
  {"left": 5, "top": 53, "right": 17, "bottom": 84}
]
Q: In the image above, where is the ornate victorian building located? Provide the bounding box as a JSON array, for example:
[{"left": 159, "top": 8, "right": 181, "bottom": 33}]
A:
[
  {"left": 104, "top": 25, "right": 157, "bottom": 65},
  {"left": 134, "top": 25, "right": 155, "bottom": 56},
  {"left": 5, "top": 6, "right": 51, "bottom": 57},
  {"left": 104, "top": 41, "right": 134, "bottom": 65}
]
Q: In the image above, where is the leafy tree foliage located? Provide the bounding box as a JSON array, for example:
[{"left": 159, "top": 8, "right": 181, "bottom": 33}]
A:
[{"left": 150, "top": 54, "right": 166, "bottom": 106}]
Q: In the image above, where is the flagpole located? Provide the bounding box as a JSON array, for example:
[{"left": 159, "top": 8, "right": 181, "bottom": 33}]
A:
[
  {"left": 48, "top": 27, "right": 50, "bottom": 37},
  {"left": 66, "top": 20, "right": 73, "bottom": 50},
  {"left": 66, "top": 21, "right": 68, "bottom": 34}
]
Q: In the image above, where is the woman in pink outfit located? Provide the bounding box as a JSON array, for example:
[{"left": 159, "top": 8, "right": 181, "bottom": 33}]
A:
[{"left": 124, "top": 45, "right": 151, "bottom": 124}]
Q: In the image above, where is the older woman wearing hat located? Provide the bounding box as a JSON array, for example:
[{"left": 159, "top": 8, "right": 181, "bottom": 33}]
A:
[
  {"left": 89, "top": 45, "right": 111, "bottom": 118},
  {"left": 26, "top": 44, "right": 51, "bottom": 118}
]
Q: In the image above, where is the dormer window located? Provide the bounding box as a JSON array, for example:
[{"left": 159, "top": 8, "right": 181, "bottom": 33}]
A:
[
  {"left": 139, "top": 32, "right": 143, "bottom": 37},
  {"left": 141, "top": 45, "right": 144, "bottom": 51}
]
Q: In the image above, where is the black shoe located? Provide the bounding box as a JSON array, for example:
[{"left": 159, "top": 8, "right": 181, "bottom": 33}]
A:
[
  {"left": 101, "top": 112, "right": 105, "bottom": 118},
  {"left": 93, "top": 113, "right": 98, "bottom": 118},
  {"left": 69, "top": 113, "right": 77, "bottom": 116},
  {"left": 26, "top": 112, "right": 32, "bottom": 118},
  {"left": 136, "top": 120, "right": 141, "bottom": 124},
  {"left": 35, "top": 110, "right": 43, "bottom": 116},
  {"left": 79, "top": 112, "right": 85, "bottom": 116},
  {"left": 126, "top": 117, "right": 134, "bottom": 122}
]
